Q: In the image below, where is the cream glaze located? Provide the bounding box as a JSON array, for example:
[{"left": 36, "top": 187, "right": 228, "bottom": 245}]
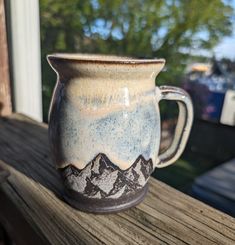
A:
[{"left": 48, "top": 54, "right": 165, "bottom": 170}]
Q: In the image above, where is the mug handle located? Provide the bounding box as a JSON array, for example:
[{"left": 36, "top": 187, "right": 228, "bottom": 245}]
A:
[{"left": 155, "top": 85, "right": 193, "bottom": 168}]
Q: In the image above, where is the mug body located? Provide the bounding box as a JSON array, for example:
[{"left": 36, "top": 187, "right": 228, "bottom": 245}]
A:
[{"left": 48, "top": 54, "right": 165, "bottom": 213}]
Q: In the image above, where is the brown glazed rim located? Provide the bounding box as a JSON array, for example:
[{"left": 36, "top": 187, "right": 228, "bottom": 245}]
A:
[{"left": 47, "top": 53, "right": 165, "bottom": 65}]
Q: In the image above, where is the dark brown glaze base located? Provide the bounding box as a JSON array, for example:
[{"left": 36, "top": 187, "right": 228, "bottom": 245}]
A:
[{"left": 63, "top": 184, "right": 148, "bottom": 214}]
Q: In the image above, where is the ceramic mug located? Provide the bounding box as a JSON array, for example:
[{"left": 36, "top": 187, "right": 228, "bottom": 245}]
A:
[{"left": 47, "top": 54, "right": 193, "bottom": 213}]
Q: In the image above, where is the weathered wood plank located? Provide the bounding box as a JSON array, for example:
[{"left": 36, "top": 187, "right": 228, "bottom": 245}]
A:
[
  {"left": 0, "top": 0, "right": 12, "bottom": 116},
  {"left": 0, "top": 114, "right": 234, "bottom": 244},
  {"left": 0, "top": 189, "right": 50, "bottom": 245}
]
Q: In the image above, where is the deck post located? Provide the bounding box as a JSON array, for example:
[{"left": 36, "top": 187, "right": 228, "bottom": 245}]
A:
[{"left": 0, "top": 0, "right": 12, "bottom": 116}]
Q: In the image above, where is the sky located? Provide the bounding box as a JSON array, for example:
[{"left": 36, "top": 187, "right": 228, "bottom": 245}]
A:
[
  {"left": 214, "top": 28, "right": 235, "bottom": 60},
  {"left": 213, "top": 0, "right": 235, "bottom": 60}
]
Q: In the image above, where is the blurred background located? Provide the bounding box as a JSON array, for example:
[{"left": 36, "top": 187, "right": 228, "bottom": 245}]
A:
[
  {"left": 39, "top": 0, "right": 235, "bottom": 122},
  {"left": 0, "top": 0, "right": 235, "bottom": 227},
  {"left": 38, "top": 0, "right": 235, "bottom": 184}
]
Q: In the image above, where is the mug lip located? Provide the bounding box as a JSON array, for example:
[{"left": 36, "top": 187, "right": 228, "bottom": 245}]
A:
[{"left": 47, "top": 53, "right": 165, "bottom": 65}]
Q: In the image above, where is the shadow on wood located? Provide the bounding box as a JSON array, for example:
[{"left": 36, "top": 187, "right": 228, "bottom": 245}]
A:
[{"left": 0, "top": 114, "right": 63, "bottom": 198}]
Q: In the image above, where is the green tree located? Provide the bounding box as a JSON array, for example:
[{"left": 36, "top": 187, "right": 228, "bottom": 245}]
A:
[{"left": 40, "top": 0, "right": 234, "bottom": 121}]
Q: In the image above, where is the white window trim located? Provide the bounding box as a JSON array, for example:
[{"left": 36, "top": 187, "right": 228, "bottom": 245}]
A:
[{"left": 8, "top": 0, "right": 42, "bottom": 121}]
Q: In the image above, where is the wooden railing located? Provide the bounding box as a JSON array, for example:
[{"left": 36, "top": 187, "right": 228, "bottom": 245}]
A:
[{"left": 0, "top": 113, "right": 234, "bottom": 244}]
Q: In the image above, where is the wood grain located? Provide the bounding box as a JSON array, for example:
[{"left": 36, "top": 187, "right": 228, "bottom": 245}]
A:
[
  {"left": 0, "top": 114, "right": 234, "bottom": 245},
  {"left": 192, "top": 159, "right": 235, "bottom": 216},
  {"left": 0, "top": 0, "right": 12, "bottom": 116}
]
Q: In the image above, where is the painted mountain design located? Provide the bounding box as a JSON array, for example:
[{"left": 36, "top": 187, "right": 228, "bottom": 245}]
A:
[{"left": 61, "top": 153, "right": 153, "bottom": 199}]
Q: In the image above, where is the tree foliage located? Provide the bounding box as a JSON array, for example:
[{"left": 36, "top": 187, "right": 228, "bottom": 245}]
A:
[{"left": 40, "top": 0, "right": 234, "bottom": 120}]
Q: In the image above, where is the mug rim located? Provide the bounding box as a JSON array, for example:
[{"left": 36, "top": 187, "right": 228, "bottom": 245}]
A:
[{"left": 47, "top": 53, "right": 165, "bottom": 65}]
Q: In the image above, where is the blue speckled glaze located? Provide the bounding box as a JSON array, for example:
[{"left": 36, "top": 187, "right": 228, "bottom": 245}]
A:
[
  {"left": 57, "top": 92, "right": 160, "bottom": 170},
  {"left": 48, "top": 54, "right": 165, "bottom": 170}
]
